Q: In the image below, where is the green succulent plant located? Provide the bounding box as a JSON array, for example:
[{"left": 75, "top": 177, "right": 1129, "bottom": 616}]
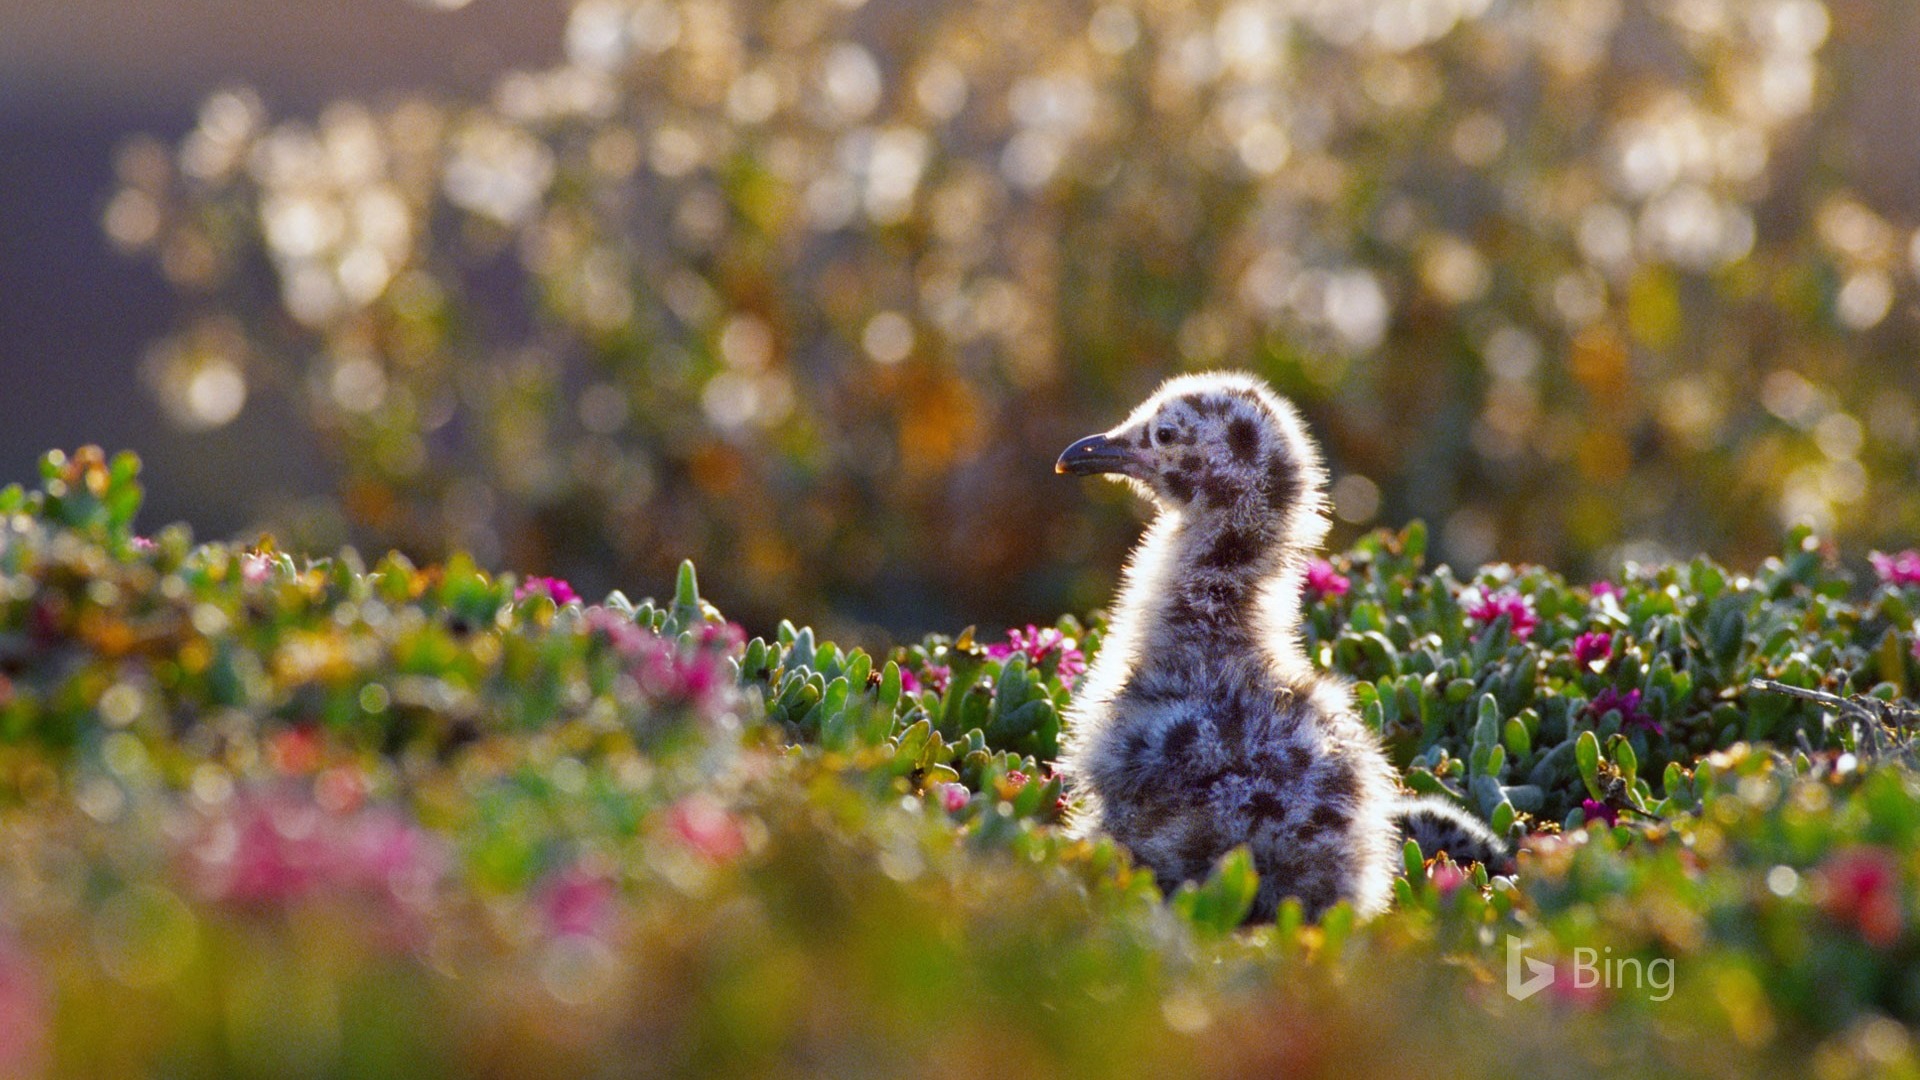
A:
[{"left": 4, "top": 449, "right": 1920, "bottom": 1078}]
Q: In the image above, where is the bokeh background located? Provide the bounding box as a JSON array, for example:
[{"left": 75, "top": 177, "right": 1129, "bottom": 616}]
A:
[
  {"left": 8, "top": 0, "right": 1920, "bottom": 643},
  {"left": 1, "top": 0, "right": 567, "bottom": 548}
]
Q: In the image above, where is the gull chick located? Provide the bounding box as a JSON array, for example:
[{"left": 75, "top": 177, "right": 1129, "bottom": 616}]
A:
[{"left": 1055, "top": 371, "right": 1501, "bottom": 921}]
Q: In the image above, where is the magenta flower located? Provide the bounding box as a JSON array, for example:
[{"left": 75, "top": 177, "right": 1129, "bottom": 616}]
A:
[
  {"left": 1465, "top": 590, "right": 1539, "bottom": 640},
  {"left": 583, "top": 608, "right": 742, "bottom": 724},
  {"left": 1572, "top": 632, "right": 1613, "bottom": 668},
  {"left": 635, "top": 644, "right": 721, "bottom": 705},
  {"left": 939, "top": 783, "right": 971, "bottom": 814},
  {"left": 1589, "top": 580, "right": 1622, "bottom": 599},
  {"left": 698, "top": 621, "right": 746, "bottom": 652},
  {"left": 27, "top": 600, "right": 60, "bottom": 644},
  {"left": 1870, "top": 551, "right": 1920, "bottom": 587},
  {"left": 540, "top": 867, "right": 619, "bottom": 938},
  {"left": 1580, "top": 799, "right": 1619, "bottom": 828},
  {"left": 186, "top": 789, "right": 447, "bottom": 913},
  {"left": 910, "top": 661, "right": 948, "bottom": 691},
  {"left": 1817, "top": 847, "right": 1904, "bottom": 947},
  {"left": 1587, "top": 687, "right": 1661, "bottom": 736},
  {"left": 516, "top": 576, "right": 581, "bottom": 605},
  {"left": 984, "top": 625, "right": 1087, "bottom": 681},
  {"left": 130, "top": 535, "right": 157, "bottom": 553},
  {"left": 1305, "top": 559, "right": 1352, "bottom": 597}
]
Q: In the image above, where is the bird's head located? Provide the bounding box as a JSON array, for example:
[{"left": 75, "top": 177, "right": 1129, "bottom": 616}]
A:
[{"left": 1056, "top": 371, "right": 1329, "bottom": 539}]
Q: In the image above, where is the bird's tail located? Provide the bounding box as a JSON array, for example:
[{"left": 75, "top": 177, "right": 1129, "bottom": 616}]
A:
[{"left": 1392, "top": 797, "right": 1513, "bottom": 874}]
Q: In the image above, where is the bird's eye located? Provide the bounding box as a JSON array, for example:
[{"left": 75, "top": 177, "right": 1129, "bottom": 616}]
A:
[{"left": 1153, "top": 426, "right": 1174, "bottom": 445}]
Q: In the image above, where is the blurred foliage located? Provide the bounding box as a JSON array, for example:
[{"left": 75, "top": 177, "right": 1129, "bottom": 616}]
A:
[
  {"left": 108, "top": 0, "right": 1920, "bottom": 635},
  {"left": 8, "top": 450, "right": 1920, "bottom": 1074}
]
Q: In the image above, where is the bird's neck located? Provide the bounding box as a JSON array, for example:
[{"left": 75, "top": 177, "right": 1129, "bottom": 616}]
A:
[{"left": 1136, "top": 505, "right": 1310, "bottom": 676}]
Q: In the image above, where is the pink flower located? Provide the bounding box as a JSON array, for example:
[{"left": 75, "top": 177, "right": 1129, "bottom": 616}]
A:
[
  {"left": 583, "top": 608, "right": 741, "bottom": 723},
  {"left": 667, "top": 796, "right": 746, "bottom": 863},
  {"left": 1428, "top": 859, "right": 1469, "bottom": 897},
  {"left": 1546, "top": 960, "right": 1609, "bottom": 1008},
  {"left": 315, "top": 767, "right": 367, "bottom": 814},
  {"left": 540, "top": 868, "right": 618, "bottom": 938},
  {"left": 1572, "top": 632, "right": 1613, "bottom": 668},
  {"left": 940, "top": 783, "right": 971, "bottom": 814},
  {"left": 1589, "top": 580, "right": 1622, "bottom": 599},
  {"left": 130, "top": 535, "right": 157, "bottom": 553},
  {"left": 334, "top": 809, "right": 445, "bottom": 897},
  {"left": 995, "top": 770, "right": 1032, "bottom": 801},
  {"left": 0, "top": 939, "right": 47, "bottom": 1079},
  {"left": 1580, "top": 799, "right": 1619, "bottom": 828},
  {"left": 241, "top": 552, "right": 275, "bottom": 585},
  {"left": 698, "top": 622, "right": 746, "bottom": 652},
  {"left": 1305, "top": 559, "right": 1351, "bottom": 597},
  {"left": 637, "top": 647, "right": 718, "bottom": 703},
  {"left": 186, "top": 789, "right": 447, "bottom": 914},
  {"left": 194, "top": 797, "right": 328, "bottom": 905},
  {"left": 985, "top": 625, "right": 1088, "bottom": 681},
  {"left": 1871, "top": 551, "right": 1920, "bottom": 587},
  {"left": 584, "top": 607, "right": 661, "bottom": 660},
  {"left": 266, "top": 725, "right": 324, "bottom": 776},
  {"left": 1817, "top": 847, "right": 1904, "bottom": 947},
  {"left": 1466, "top": 590, "right": 1539, "bottom": 641},
  {"left": 516, "top": 576, "right": 580, "bottom": 605}
]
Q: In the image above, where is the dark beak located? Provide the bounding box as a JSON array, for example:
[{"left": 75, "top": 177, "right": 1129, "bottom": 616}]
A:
[{"left": 1055, "top": 433, "right": 1135, "bottom": 477}]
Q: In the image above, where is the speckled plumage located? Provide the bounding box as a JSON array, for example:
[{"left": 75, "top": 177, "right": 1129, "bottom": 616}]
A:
[{"left": 1056, "top": 372, "right": 1503, "bottom": 922}]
